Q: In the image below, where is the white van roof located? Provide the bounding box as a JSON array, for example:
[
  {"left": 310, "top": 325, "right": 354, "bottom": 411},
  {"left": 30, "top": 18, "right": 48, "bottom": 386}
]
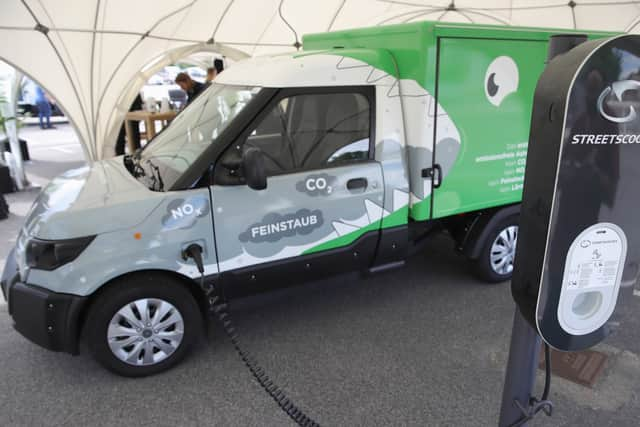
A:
[{"left": 215, "top": 52, "right": 395, "bottom": 88}]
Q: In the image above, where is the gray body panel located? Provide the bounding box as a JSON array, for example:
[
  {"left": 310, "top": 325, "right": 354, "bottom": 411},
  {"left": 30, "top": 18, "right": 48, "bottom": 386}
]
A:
[
  {"left": 23, "top": 157, "right": 164, "bottom": 240},
  {"left": 18, "top": 158, "right": 217, "bottom": 296},
  {"left": 213, "top": 163, "right": 385, "bottom": 272}
]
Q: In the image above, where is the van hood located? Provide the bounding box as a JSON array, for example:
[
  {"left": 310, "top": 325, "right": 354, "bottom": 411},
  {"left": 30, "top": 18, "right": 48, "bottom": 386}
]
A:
[{"left": 23, "top": 157, "right": 166, "bottom": 240}]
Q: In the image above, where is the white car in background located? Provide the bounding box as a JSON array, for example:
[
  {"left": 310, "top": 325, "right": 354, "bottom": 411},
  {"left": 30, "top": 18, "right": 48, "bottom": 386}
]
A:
[
  {"left": 185, "top": 66, "right": 206, "bottom": 83},
  {"left": 164, "top": 65, "right": 181, "bottom": 83},
  {"left": 146, "top": 74, "right": 165, "bottom": 86}
]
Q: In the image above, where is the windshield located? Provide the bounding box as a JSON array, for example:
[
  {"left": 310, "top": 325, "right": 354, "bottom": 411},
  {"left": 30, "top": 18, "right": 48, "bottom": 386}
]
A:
[{"left": 127, "top": 84, "right": 261, "bottom": 191}]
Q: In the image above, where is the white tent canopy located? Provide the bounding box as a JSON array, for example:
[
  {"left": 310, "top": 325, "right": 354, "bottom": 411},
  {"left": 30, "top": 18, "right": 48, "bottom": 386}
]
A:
[{"left": 0, "top": 0, "right": 638, "bottom": 160}]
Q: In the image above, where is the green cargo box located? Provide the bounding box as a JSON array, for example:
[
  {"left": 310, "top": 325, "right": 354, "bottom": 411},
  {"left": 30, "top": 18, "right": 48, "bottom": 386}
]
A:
[{"left": 304, "top": 21, "right": 616, "bottom": 221}]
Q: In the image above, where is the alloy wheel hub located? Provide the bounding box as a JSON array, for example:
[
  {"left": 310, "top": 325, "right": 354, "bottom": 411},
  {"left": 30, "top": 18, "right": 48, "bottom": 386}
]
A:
[
  {"left": 107, "top": 298, "right": 184, "bottom": 366},
  {"left": 490, "top": 225, "right": 519, "bottom": 276}
]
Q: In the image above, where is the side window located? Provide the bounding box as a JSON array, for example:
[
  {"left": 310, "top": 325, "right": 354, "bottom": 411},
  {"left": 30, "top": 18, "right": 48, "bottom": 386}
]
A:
[
  {"left": 245, "top": 98, "right": 295, "bottom": 175},
  {"left": 242, "top": 91, "right": 371, "bottom": 176}
]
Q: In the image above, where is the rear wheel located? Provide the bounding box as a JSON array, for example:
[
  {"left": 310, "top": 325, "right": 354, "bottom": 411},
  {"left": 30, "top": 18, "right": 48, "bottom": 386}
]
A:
[
  {"left": 473, "top": 216, "right": 519, "bottom": 283},
  {"left": 84, "top": 274, "right": 202, "bottom": 377}
]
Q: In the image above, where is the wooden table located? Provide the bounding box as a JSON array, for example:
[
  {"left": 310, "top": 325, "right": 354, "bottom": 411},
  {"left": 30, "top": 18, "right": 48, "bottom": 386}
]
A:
[{"left": 124, "top": 110, "right": 177, "bottom": 153}]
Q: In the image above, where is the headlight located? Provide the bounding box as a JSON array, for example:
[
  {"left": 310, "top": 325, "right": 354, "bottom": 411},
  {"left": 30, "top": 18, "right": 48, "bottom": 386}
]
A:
[{"left": 26, "top": 236, "right": 95, "bottom": 271}]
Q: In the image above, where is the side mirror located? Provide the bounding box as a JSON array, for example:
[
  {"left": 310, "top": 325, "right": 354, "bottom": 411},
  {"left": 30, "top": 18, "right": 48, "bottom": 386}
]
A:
[{"left": 242, "top": 147, "right": 267, "bottom": 190}]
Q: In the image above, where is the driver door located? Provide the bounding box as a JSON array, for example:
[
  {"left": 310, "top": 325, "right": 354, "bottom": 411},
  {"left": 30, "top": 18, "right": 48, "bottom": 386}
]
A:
[{"left": 210, "top": 87, "right": 384, "bottom": 296}]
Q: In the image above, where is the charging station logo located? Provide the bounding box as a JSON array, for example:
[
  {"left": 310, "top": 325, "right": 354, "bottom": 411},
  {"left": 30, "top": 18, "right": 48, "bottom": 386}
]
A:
[{"left": 597, "top": 80, "right": 640, "bottom": 123}]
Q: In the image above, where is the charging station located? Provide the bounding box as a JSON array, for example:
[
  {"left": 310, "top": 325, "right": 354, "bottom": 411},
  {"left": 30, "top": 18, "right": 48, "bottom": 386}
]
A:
[
  {"left": 501, "top": 34, "right": 640, "bottom": 426},
  {"left": 512, "top": 34, "right": 640, "bottom": 351}
]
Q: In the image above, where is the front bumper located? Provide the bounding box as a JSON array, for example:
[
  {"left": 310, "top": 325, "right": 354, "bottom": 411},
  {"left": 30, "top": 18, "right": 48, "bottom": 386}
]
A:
[{"left": 1, "top": 248, "right": 87, "bottom": 354}]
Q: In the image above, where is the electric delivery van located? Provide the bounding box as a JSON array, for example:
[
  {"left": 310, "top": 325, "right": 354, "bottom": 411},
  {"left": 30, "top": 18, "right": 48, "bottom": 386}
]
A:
[{"left": 1, "top": 22, "right": 612, "bottom": 376}]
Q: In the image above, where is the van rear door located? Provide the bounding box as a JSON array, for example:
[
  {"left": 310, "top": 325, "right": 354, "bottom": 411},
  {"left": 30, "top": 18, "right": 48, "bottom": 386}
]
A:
[{"left": 431, "top": 37, "right": 547, "bottom": 218}]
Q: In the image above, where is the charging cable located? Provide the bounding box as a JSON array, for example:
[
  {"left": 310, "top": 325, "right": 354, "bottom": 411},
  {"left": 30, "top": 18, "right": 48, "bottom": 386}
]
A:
[
  {"left": 508, "top": 343, "right": 554, "bottom": 427},
  {"left": 182, "top": 244, "right": 320, "bottom": 427}
]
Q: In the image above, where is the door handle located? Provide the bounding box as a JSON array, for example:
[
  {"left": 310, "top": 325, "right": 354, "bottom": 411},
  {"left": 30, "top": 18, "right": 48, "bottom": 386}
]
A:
[
  {"left": 421, "top": 164, "right": 443, "bottom": 189},
  {"left": 433, "top": 164, "right": 442, "bottom": 189},
  {"left": 347, "top": 177, "right": 368, "bottom": 191}
]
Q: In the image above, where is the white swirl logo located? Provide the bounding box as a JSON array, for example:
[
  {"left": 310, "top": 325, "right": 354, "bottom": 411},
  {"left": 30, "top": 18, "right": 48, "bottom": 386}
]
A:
[{"left": 597, "top": 80, "right": 640, "bottom": 123}]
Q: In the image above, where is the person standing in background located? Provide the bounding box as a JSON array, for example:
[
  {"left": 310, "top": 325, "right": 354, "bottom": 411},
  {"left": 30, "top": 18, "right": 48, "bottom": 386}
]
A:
[
  {"left": 115, "top": 94, "right": 143, "bottom": 156},
  {"left": 35, "top": 85, "right": 53, "bottom": 129},
  {"left": 175, "top": 73, "right": 205, "bottom": 105}
]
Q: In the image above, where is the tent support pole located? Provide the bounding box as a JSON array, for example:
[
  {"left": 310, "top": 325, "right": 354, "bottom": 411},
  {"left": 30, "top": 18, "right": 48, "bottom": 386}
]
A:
[{"left": 1, "top": 100, "right": 29, "bottom": 191}]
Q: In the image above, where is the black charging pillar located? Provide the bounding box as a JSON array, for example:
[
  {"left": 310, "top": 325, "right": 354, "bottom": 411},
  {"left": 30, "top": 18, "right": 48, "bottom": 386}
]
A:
[
  {"left": 498, "top": 309, "right": 543, "bottom": 427},
  {"left": 498, "top": 34, "right": 588, "bottom": 427},
  {"left": 500, "top": 30, "right": 640, "bottom": 424}
]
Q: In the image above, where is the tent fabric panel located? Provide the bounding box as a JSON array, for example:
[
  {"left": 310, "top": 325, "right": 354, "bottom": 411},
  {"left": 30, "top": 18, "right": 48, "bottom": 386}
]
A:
[
  {"left": 27, "top": 0, "right": 98, "bottom": 31},
  {"left": 96, "top": 0, "right": 195, "bottom": 34},
  {"left": 0, "top": 2, "right": 37, "bottom": 27},
  {"left": 92, "top": 33, "right": 143, "bottom": 107},
  {"left": 0, "top": 0, "right": 637, "bottom": 162},
  {"left": 574, "top": 5, "right": 640, "bottom": 31},
  {"left": 150, "top": 0, "right": 233, "bottom": 42},
  {"left": 0, "top": 28, "right": 94, "bottom": 158}
]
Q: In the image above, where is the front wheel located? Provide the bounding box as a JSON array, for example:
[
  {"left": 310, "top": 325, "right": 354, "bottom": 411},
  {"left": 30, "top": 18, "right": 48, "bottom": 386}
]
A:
[
  {"left": 84, "top": 274, "right": 202, "bottom": 377},
  {"left": 473, "top": 216, "right": 519, "bottom": 283}
]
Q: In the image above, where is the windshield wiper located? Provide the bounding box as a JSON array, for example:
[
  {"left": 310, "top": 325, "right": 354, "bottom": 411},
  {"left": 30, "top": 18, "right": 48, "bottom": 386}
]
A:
[
  {"left": 123, "top": 154, "right": 138, "bottom": 175},
  {"left": 125, "top": 151, "right": 164, "bottom": 191},
  {"left": 145, "top": 158, "right": 165, "bottom": 192},
  {"left": 124, "top": 147, "right": 142, "bottom": 165}
]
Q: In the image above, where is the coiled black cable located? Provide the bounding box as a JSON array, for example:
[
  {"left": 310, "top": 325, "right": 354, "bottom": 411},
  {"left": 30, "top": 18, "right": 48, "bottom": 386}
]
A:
[
  {"left": 541, "top": 343, "right": 551, "bottom": 402},
  {"left": 202, "top": 278, "right": 320, "bottom": 427}
]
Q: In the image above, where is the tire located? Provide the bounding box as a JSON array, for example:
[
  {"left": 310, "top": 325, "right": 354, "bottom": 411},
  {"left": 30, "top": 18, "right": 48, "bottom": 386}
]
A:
[
  {"left": 473, "top": 215, "right": 519, "bottom": 283},
  {"left": 84, "top": 274, "right": 202, "bottom": 377}
]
